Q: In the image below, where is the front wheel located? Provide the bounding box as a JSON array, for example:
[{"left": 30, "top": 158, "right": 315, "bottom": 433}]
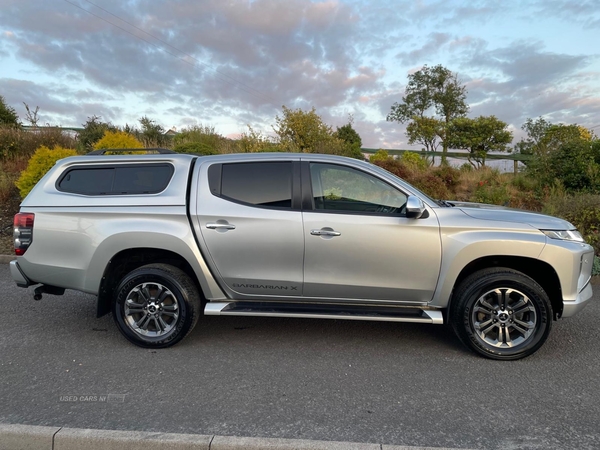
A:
[
  {"left": 450, "top": 268, "right": 552, "bottom": 360},
  {"left": 113, "top": 264, "right": 201, "bottom": 348}
]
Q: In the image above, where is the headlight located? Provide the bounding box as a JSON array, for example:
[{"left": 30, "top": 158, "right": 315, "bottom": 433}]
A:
[{"left": 541, "top": 229, "right": 584, "bottom": 242}]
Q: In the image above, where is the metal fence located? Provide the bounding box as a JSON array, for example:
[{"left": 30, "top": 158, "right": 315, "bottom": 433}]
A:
[{"left": 361, "top": 148, "right": 532, "bottom": 174}]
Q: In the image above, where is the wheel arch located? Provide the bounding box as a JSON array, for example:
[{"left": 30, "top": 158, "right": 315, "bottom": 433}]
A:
[
  {"left": 96, "top": 248, "right": 205, "bottom": 317},
  {"left": 447, "top": 256, "right": 563, "bottom": 320}
]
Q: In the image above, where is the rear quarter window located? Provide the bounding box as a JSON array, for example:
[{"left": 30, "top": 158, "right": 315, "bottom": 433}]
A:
[{"left": 57, "top": 164, "right": 174, "bottom": 195}]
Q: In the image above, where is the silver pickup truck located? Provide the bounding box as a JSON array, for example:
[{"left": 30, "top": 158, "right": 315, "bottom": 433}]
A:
[{"left": 10, "top": 150, "right": 594, "bottom": 359}]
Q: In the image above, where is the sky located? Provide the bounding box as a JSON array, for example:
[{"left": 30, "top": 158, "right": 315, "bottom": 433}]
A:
[{"left": 1, "top": 0, "right": 599, "bottom": 149}]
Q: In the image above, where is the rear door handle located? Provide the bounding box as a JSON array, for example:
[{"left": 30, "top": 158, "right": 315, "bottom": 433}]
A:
[
  {"left": 206, "top": 223, "right": 236, "bottom": 230},
  {"left": 310, "top": 229, "right": 341, "bottom": 237}
]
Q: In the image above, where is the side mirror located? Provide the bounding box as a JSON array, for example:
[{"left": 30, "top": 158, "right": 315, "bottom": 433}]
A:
[{"left": 405, "top": 195, "right": 426, "bottom": 219}]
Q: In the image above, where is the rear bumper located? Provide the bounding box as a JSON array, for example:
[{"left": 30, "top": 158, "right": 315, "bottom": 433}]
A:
[
  {"left": 562, "top": 279, "right": 593, "bottom": 318},
  {"left": 10, "top": 260, "right": 32, "bottom": 287}
]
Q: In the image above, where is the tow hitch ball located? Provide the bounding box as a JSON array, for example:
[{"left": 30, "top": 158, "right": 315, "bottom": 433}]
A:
[{"left": 33, "top": 285, "right": 65, "bottom": 301}]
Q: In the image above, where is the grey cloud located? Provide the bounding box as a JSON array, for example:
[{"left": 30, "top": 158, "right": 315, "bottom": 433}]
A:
[
  {"left": 0, "top": 77, "right": 123, "bottom": 125},
  {"left": 441, "top": 2, "right": 505, "bottom": 26},
  {"left": 458, "top": 40, "right": 598, "bottom": 131},
  {"left": 467, "top": 78, "right": 600, "bottom": 134},
  {"left": 531, "top": 0, "right": 600, "bottom": 28},
  {"left": 491, "top": 46, "right": 586, "bottom": 88},
  {"left": 462, "top": 40, "right": 590, "bottom": 88},
  {"left": 395, "top": 32, "right": 452, "bottom": 65},
  {"left": 1, "top": 0, "right": 598, "bottom": 151},
  {"left": 1, "top": 0, "right": 386, "bottom": 134}
]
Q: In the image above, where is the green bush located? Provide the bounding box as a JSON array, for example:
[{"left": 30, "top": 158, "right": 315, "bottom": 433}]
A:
[
  {"left": 0, "top": 125, "right": 20, "bottom": 160},
  {"left": 77, "top": 116, "right": 117, "bottom": 152},
  {"left": 173, "top": 141, "right": 218, "bottom": 155},
  {"left": 432, "top": 165, "right": 461, "bottom": 188},
  {"left": 542, "top": 193, "right": 600, "bottom": 254},
  {"left": 340, "top": 143, "right": 365, "bottom": 160},
  {"left": 372, "top": 158, "right": 450, "bottom": 199},
  {"left": 548, "top": 140, "right": 600, "bottom": 193},
  {"left": 511, "top": 174, "right": 538, "bottom": 192},
  {"left": 474, "top": 182, "right": 511, "bottom": 205},
  {"left": 174, "top": 125, "right": 225, "bottom": 154},
  {"left": 0, "top": 169, "right": 17, "bottom": 204},
  {"left": 401, "top": 151, "right": 428, "bottom": 170},
  {"left": 593, "top": 256, "right": 600, "bottom": 276},
  {"left": 237, "top": 126, "right": 276, "bottom": 153},
  {"left": 369, "top": 149, "right": 391, "bottom": 164},
  {"left": 16, "top": 145, "right": 77, "bottom": 198},
  {"left": 0, "top": 125, "right": 76, "bottom": 160},
  {"left": 412, "top": 172, "right": 450, "bottom": 200},
  {"left": 94, "top": 130, "right": 143, "bottom": 150}
]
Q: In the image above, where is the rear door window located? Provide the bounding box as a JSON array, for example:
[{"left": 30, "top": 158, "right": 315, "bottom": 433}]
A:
[{"left": 218, "top": 162, "right": 293, "bottom": 209}]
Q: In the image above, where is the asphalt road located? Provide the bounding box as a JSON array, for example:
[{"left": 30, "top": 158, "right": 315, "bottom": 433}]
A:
[{"left": 1, "top": 263, "right": 599, "bottom": 450}]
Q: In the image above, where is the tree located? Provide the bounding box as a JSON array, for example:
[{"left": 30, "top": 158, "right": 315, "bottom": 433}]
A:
[
  {"left": 387, "top": 65, "right": 468, "bottom": 164},
  {"left": 519, "top": 118, "right": 594, "bottom": 176},
  {"left": 0, "top": 95, "right": 20, "bottom": 126},
  {"left": 448, "top": 116, "right": 512, "bottom": 167},
  {"left": 23, "top": 103, "right": 40, "bottom": 127},
  {"left": 77, "top": 116, "right": 116, "bottom": 152},
  {"left": 273, "top": 106, "right": 334, "bottom": 153},
  {"left": 540, "top": 124, "right": 591, "bottom": 154},
  {"left": 334, "top": 116, "right": 363, "bottom": 159},
  {"left": 516, "top": 117, "right": 591, "bottom": 157},
  {"left": 237, "top": 125, "right": 276, "bottom": 153},
  {"left": 137, "top": 116, "right": 169, "bottom": 147},
  {"left": 405, "top": 116, "right": 444, "bottom": 153},
  {"left": 273, "top": 106, "right": 363, "bottom": 159},
  {"left": 514, "top": 117, "right": 551, "bottom": 155},
  {"left": 520, "top": 120, "right": 598, "bottom": 192}
]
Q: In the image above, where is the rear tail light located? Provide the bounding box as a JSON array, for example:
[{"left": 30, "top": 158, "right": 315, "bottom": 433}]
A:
[{"left": 14, "top": 213, "right": 34, "bottom": 256}]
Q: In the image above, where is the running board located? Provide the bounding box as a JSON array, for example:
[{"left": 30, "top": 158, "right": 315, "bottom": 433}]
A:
[{"left": 204, "top": 302, "right": 443, "bottom": 324}]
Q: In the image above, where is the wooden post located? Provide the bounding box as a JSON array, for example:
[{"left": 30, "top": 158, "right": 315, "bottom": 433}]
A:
[{"left": 514, "top": 160, "right": 518, "bottom": 175}]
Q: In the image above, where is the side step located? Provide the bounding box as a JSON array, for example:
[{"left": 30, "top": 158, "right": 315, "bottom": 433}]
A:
[{"left": 204, "top": 302, "right": 443, "bottom": 324}]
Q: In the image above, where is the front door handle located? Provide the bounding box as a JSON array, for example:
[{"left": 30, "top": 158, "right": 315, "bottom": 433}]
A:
[
  {"left": 310, "top": 229, "right": 341, "bottom": 237},
  {"left": 206, "top": 223, "right": 236, "bottom": 230}
]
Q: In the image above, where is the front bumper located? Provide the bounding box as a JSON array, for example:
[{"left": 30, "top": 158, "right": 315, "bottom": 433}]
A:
[{"left": 562, "top": 278, "right": 593, "bottom": 318}]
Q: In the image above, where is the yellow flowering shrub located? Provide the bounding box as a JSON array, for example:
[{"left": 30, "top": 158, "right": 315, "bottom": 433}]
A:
[
  {"left": 16, "top": 145, "right": 77, "bottom": 198},
  {"left": 93, "top": 130, "right": 143, "bottom": 152}
]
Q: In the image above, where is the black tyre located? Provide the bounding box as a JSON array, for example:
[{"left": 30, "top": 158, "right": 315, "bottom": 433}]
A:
[
  {"left": 112, "top": 264, "right": 201, "bottom": 348},
  {"left": 450, "top": 267, "right": 552, "bottom": 360}
]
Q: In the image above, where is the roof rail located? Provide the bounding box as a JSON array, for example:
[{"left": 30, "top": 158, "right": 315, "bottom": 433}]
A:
[{"left": 86, "top": 148, "right": 176, "bottom": 155}]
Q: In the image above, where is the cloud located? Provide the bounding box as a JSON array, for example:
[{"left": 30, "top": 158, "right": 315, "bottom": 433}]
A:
[
  {"left": 395, "top": 32, "right": 452, "bottom": 65},
  {"left": 469, "top": 41, "right": 589, "bottom": 88},
  {"left": 0, "top": 0, "right": 387, "bottom": 122},
  {"left": 456, "top": 41, "right": 599, "bottom": 130},
  {"left": 531, "top": 0, "right": 600, "bottom": 28},
  {"left": 0, "top": 0, "right": 599, "bottom": 149},
  {"left": 0, "top": 78, "right": 123, "bottom": 125}
]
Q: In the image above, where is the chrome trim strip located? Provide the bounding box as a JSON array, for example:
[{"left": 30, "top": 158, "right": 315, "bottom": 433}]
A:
[
  {"left": 579, "top": 276, "right": 591, "bottom": 293},
  {"left": 203, "top": 302, "right": 444, "bottom": 324},
  {"left": 423, "top": 310, "right": 444, "bottom": 324},
  {"left": 204, "top": 302, "right": 232, "bottom": 315},
  {"left": 10, "top": 260, "right": 32, "bottom": 287}
]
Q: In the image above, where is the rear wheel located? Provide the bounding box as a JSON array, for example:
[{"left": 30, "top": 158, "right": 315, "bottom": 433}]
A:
[
  {"left": 450, "top": 268, "right": 552, "bottom": 360},
  {"left": 112, "top": 264, "right": 201, "bottom": 348}
]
